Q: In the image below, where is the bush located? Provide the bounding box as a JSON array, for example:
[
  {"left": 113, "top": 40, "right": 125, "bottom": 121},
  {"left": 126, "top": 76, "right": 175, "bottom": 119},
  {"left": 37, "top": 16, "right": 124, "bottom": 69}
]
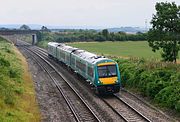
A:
[
  {"left": 138, "top": 71, "right": 154, "bottom": 93},
  {"left": 9, "top": 68, "right": 20, "bottom": 79},
  {"left": 4, "top": 94, "right": 15, "bottom": 105},
  {"left": 175, "top": 100, "right": 180, "bottom": 112},
  {"left": 14, "top": 87, "right": 24, "bottom": 94},
  {"left": 116, "top": 58, "right": 180, "bottom": 112},
  {"left": 155, "top": 85, "right": 180, "bottom": 109},
  {"left": 152, "top": 69, "right": 173, "bottom": 82},
  {"left": 146, "top": 81, "right": 165, "bottom": 98},
  {"left": 3, "top": 46, "right": 12, "bottom": 54},
  {"left": 0, "top": 58, "right": 10, "bottom": 67}
]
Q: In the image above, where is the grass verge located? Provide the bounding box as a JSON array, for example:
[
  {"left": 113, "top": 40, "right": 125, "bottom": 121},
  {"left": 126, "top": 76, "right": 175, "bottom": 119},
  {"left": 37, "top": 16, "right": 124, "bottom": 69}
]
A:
[{"left": 0, "top": 37, "right": 40, "bottom": 122}]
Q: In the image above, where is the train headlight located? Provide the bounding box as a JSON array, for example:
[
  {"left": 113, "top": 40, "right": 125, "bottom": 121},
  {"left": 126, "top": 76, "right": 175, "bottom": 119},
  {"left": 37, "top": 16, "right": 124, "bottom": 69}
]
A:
[{"left": 98, "top": 80, "right": 102, "bottom": 84}]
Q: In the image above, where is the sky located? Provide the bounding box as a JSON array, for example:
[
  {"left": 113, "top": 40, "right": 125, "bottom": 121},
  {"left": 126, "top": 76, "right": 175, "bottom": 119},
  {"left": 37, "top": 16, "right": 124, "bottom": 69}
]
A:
[{"left": 1, "top": 0, "right": 180, "bottom": 28}]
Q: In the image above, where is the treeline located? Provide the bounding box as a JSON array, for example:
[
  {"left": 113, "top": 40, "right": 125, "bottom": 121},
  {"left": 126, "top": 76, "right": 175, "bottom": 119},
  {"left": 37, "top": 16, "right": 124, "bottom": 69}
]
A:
[{"left": 37, "top": 29, "right": 147, "bottom": 43}]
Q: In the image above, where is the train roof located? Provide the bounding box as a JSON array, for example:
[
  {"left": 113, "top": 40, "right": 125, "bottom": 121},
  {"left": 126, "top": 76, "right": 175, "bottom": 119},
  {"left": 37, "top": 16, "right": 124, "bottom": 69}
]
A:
[
  {"left": 48, "top": 42, "right": 115, "bottom": 64},
  {"left": 57, "top": 44, "right": 78, "bottom": 53},
  {"left": 48, "top": 42, "right": 63, "bottom": 47},
  {"left": 71, "top": 49, "right": 111, "bottom": 64}
]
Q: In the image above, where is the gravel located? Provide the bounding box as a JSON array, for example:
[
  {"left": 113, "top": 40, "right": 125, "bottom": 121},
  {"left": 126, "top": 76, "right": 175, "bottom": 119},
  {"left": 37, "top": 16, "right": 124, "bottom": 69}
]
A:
[{"left": 19, "top": 48, "right": 76, "bottom": 122}]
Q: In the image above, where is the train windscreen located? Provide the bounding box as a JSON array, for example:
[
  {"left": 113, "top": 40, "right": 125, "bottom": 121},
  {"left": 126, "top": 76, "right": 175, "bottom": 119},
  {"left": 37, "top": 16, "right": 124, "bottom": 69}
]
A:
[{"left": 98, "top": 65, "right": 117, "bottom": 78}]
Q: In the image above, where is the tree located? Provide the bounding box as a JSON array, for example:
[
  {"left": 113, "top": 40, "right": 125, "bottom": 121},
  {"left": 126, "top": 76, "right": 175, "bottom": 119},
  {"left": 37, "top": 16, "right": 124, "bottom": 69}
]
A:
[
  {"left": 41, "top": 26, "right": 50, "bottom": 32},
  {"left": 102, "top": 29, "right": 109, "bottom": 40},
  {"left": 19, "top": 24, "right": 31, "bottom": 30},
  {"left": 148, "top": 2, "right": 180, "bottom": 62}
]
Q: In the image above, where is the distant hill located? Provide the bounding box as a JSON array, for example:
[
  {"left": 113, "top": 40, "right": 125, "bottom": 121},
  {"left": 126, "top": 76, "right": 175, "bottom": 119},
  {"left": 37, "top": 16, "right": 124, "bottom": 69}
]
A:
[
  {"left": 106, "top": 27, "right": 148, "bottom": 33},
  {"left": 0, "top": 24, "right": 103, "bottom": 30},
  {"left": 0, "top": 24, "right": 42, "bottom": 30},
  {"left": 0, "top": 24, "right": 149, "bottom": 33}
]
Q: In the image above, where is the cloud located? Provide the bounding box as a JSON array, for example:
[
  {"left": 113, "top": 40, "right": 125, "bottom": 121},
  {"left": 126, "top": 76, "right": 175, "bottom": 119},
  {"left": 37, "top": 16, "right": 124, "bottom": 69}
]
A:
[{"left": 0, "top": 0, "right": 180, "bottom": 27}]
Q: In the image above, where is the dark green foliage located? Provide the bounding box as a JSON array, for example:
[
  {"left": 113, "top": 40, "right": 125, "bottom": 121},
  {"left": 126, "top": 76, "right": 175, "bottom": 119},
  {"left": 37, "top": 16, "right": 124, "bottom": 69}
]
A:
[
  {"left": 94, "top": 34, "right": 106, "bottom": 42},
  {"left": 117, "top": 58, "right": 180, "bottom": 112},
  {"left": 175, "top": 100, "right": 180, "bottom": 112},
  {"left": 138, "top": 71, "right": 153, "bottom": 94},
  {"left": 6, "top": 112, "right": 15, "bottom": 117},
  {"left": 9, "top": 68, "right": 20, "bottom": 79},
  {"left": 3, "top": 46, "right": 12, "bottom": 54},
  {"left": 0, "top": 57, "right": 10, "bottom": 67},
  {"left": 148, "top": 2, "right": 180, "bottom": 62},
  {"left": 155, "top": 85, "right": 180, "bottom": 109},
  {"left": 4, "top": 94, "right": 15, "bottom": 105},
  {"left": 4, "top": 87, "right": 16, "bottom": 105},
  {"left": 146, "top": 81, "right": 166, "bottom": 98},
  {"left": 102, "top": 29, "right": 109, "bottom": 40},
  {"left": 14, "top": 87, "right": 24, "bottom": 94},
  {"left": 36, "top": 29, "right": 147, "bottom": 44},
  {"left": 117, "top": 60, "right": 136, "bottom": 87}
]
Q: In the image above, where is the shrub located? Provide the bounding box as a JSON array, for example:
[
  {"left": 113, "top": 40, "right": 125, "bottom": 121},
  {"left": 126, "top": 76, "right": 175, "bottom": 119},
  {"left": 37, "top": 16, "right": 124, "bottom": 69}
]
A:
[
  {"left": 9, "top": 68, "right": 20, "bottom": 78},
  {"left": 6, "top": 111, "right": 15, "bottom": 117},
  {"left": 3, "top": 46, "right": 12, "bottom": 54},
  {"left": 14, "top": 87, "right": 24, "bottom": 94},
  {"left": 152, "top": 69, "right": 173, "bottom": 82},
  {"left": 138, "top": 71, "right": 153, "bottom": 93},
  {"left": 4, "top": 95, "right": 15, "bottom": 105},
  {"left": 175, "top": 100, "right": 180, "bottom": 112},
  {"left": 154, "top": 85, "right": 180, "bottom": 109},
  {"left": 0, "top": 58, "right": 10, "bottom": 67},
  {"left": 146, "top": 81, "right": 165, "bottom": 98},
  {"left": 116, "top": 58, "right": 180, "bottom": 112}
]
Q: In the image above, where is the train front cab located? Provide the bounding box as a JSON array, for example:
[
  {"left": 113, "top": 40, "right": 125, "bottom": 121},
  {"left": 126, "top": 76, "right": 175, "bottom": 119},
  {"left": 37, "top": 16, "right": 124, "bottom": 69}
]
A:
[{"left": 94, "top": 61, "right": 121, "bottom": 94}]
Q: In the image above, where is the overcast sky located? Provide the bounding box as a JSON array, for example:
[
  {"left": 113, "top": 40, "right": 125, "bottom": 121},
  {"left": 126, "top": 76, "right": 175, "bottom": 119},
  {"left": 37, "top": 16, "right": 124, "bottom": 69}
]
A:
[{"left": 1, "top": 0, "right": 180, "bottom": 28}]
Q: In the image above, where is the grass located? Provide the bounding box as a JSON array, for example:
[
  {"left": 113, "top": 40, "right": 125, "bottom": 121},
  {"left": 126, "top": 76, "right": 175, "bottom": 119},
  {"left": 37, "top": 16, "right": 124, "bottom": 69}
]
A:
[
  {"left": 0, "top": 37, "right": 40, "bottom": 122},
  {"left": 37, "top": 40, "right": 49, "bottom": 49},
  {"left": 68, "top": 41, "right": 180, "bottom": 60}
]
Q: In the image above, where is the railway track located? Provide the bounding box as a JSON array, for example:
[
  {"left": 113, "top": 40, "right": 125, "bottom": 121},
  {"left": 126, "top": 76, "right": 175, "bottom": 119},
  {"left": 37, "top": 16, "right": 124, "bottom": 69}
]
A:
[
  {"left": 30, "top": 46, "right": 128, "bottom": 121},
  {"left": 101, "top": 95, "right": 151, "bottom": 122},
  {"left": 31, "top": 46, "right": 152, "bottom": 122},
  {"left": 32, "top": 46, "right": 152, "bottom": 122},
  {"left": 21, "top": 45, "right": 101, "bottom": 122},
  {"left": 118, "top": 89, "right": 174, "bottom": 122},
  {"left": 16, "top": 40, "right": 174, "bottom": 122},
  {"left": 30, "top": 45, "right": 173, "bottom": 122}
]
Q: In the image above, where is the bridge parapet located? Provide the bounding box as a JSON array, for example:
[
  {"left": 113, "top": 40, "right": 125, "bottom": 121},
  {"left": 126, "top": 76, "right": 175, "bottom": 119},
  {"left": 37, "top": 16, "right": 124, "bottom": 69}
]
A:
[
  {"left": 0, "top": 30, "right": 38, "bottom": 45},
  {"left": 0, "top": 30, "right": 38, "bottom": 35}
]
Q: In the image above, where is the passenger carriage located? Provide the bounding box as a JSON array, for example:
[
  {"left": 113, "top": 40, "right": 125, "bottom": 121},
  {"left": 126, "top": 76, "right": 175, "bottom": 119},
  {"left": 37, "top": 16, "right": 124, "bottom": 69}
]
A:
[{"left": 47, "top": 42, "right": 121, "bottom": 94}]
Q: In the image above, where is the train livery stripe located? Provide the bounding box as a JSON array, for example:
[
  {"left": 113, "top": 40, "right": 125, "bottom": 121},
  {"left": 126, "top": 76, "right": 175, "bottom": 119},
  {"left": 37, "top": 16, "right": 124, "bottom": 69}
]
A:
[
  {"left": 99, "top": 77, "right": 117, "bottom": 85},
  {"left": 97, "top": 62, "right": 116, "bottom": 66}
]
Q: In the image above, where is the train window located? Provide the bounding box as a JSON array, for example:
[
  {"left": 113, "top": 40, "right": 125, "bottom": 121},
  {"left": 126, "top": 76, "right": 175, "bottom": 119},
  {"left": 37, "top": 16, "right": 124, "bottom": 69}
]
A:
[
  {"left": 76, "top": 60, "right": 86, "bottom": 72},
  {"left": 98, "top": 65, "right": 117, "bottom": 78},
  {"left": 60, "top": 51, "right": 65, "bottom": 60},
  {"left": 66, "top": 54, "right": 70, "bottom": 62},
  {"left": 88, "top": 66, "right": 93, "bottom": 77},
  {"left": 71, "top": 57, "right": 75, "bottom": 65}
]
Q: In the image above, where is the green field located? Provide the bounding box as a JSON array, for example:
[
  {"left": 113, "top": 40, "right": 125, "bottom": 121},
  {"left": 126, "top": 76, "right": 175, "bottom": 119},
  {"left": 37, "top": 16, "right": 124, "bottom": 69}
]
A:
[
  {"left": 68, "top": 41, "right": 180, "bottom": 60},
  {"left": 68, "top": 41, "right": 161, "bottom": 59}
]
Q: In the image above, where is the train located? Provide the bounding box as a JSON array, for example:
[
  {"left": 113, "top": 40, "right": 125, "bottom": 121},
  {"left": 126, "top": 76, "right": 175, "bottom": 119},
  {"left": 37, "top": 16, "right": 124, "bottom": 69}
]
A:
[{"left": 47, "top": 42, "right": 121, "bottom": 94}]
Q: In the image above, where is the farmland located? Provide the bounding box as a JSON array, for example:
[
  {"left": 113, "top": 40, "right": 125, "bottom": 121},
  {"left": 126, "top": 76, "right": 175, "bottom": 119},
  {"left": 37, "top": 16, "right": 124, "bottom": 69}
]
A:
[
  {"left": 68, "top": 41, "right": 161, "bottom": 59},
  {"left": 68, "top": 41, "right": 180, "bottom": 60}
]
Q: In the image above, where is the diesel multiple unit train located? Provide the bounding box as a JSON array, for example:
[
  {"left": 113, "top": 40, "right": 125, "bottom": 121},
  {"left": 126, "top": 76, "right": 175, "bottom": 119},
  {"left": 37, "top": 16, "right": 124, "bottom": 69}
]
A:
[{"left": 47, "top": 42, "right": 121, "bottom": 94}]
